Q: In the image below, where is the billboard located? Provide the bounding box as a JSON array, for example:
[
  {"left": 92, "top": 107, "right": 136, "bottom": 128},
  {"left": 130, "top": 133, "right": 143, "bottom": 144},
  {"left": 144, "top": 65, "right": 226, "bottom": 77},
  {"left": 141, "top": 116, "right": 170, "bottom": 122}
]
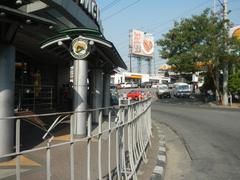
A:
[{"left": 129, "top": 29, "right": 154, "bottom": 58}]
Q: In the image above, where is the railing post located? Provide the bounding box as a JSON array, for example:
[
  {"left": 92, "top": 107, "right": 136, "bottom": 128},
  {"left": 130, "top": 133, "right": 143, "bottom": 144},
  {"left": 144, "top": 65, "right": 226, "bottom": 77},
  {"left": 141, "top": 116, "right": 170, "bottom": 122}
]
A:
[
  {"left": 98, "top": 110, "right": 103, "bottom": 180},
  {"left": 46, "top": 142, "right": 51, "bottom": 180},
  {"left": 70, "top": 115, "right": 75, "bottom": 180},
  {"left": 108, "top": 110, "right": 112, "bottom": 180},
  {"left": 87, "top": 112, "right": 92, "bottom": 180},
  {"left": 16, "top": 119, "right": 21, "bottom": 180},
  {"left": 116, "top": 109, "right": 121, "bottom": 179}
]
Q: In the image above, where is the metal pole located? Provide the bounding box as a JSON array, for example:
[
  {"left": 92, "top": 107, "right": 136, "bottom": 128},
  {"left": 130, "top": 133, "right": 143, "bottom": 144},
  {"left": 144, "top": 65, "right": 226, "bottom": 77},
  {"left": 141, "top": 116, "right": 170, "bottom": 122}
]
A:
[
  {"left": 137, "top": 57, "right": 141, "bottom": 73},
  {"left": 73, "top": 59, "right": 88, "bottom": 136},
  {"left": 130, "top": 55, "right": 132, "bottom": 72},
  {"left": 148, "top": 58, "right": 152, "bottom": 75},
  {"left": 98, "top": 110, "right": 103, "bottom": 180},
  {"left": 213, "top": 0, "right": 216, "bottom": 14},
  {"left": 16, "top": 119, "right": 21, "bottom": 180},
  {"left": 0, "top": 44, "right": 15, "bottom": 161},
  {"left": 87, "top": 112, "right": 92, "bottom": 180}
]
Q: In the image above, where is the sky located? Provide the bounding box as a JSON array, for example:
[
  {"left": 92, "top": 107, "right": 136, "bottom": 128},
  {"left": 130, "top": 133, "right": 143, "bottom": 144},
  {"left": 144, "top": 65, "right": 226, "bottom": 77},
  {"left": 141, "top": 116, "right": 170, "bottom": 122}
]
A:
[{"left": 97, "top": 0, "right": 240, "bottom": 74}]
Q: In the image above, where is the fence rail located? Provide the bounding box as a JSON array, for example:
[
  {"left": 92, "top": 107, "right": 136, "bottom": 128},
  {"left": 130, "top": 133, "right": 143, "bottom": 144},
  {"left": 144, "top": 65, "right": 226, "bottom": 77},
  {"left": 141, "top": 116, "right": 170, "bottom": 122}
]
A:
[{"left": 0, "top": 98, "right": 152, "bottom": 180}]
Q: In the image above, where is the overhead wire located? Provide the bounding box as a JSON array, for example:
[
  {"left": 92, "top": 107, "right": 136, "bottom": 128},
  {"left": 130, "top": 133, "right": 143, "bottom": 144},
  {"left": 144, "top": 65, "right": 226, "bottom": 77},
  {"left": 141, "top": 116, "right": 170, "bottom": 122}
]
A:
[
  {"left": 101, "top": 0, "right": 123, "bottom": 12},
  {"left": 102, "top": 0, "right": 141, "bottom": 21}
]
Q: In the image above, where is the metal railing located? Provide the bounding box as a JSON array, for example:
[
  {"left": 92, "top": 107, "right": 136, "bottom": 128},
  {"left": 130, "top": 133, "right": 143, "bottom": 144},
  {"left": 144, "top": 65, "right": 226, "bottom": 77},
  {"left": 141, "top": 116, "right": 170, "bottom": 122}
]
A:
[{"left": 0, "top": 97, "right": 152, "bottom": 180}]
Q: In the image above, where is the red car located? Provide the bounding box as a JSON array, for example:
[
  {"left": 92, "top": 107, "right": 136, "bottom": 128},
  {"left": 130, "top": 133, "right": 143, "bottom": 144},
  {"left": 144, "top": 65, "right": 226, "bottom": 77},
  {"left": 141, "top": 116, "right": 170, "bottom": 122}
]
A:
[{"left": 127, "top": 90, "right": 145, "bottom": 100}]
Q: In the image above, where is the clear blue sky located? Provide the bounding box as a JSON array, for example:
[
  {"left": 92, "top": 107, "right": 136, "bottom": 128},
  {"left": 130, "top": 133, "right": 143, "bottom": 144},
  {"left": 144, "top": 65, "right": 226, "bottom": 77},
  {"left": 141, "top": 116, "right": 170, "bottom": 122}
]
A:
[{"left": 97, "top": 0, "right": 240, "bottom": 73}]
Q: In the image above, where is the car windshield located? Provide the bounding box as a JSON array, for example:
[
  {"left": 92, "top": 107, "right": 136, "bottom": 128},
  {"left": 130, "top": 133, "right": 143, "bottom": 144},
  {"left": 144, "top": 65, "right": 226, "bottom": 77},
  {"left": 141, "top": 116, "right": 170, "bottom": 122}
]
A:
[
  {"left": 159, "top": 86, "right": 168, "bottom": 90},
  {"left": 177, "top": 85, "right": 189, "bottom": 90}
]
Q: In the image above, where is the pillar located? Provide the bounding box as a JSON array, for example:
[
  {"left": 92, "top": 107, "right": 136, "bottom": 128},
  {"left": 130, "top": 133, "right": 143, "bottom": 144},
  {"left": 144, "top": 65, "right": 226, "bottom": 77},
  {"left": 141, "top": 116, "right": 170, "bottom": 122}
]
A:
[
  {"left": 137, "top": 57, "right": 142, "bottom": 73},
  {"left": 103, "top": 73, "right": 111, "bottom": 116},
  {"left": 148, "top": 59, "right": 152, "bottom": 75},
  {"left": 0, "top": 44, "right": 15, "bottom": 161},
  {"left": 73, "top": 59, "right": 88, "bottom": 136},
  {"left": 91, "top": 69, "right": 103, "bottom": 123}
]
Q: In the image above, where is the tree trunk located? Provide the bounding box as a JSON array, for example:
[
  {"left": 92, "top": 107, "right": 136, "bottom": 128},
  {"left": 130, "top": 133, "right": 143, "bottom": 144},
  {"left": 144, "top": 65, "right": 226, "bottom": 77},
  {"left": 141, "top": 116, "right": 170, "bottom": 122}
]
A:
[
  {"left": 222, "top": 62, "right": 229, "bottom": 105},
  {"left": 215, "top": 71, "right": 221, "bottom": 104}
]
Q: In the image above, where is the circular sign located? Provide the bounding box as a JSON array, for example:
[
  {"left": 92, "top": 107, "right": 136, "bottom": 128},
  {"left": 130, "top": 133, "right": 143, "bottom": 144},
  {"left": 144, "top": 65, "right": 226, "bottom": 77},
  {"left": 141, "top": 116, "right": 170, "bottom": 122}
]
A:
[
  {"left": 233, "top": 29, "right": 240, "bottom": 39},
  {"left": 70, "top": 38, "right": 90, "bottom": 59},
  {"left": 141, "top": 38, "right": 154, "bottom": 55}
]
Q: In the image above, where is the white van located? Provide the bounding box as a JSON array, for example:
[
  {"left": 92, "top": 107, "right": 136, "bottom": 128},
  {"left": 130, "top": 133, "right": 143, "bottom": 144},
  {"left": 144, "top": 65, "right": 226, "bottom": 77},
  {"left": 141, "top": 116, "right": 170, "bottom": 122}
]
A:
[
  {"left": 173, "top": 82, "right": 192, "bottom": 98},
  {"left": 156, "top": 84, "right": 171, "bottom": 98}
]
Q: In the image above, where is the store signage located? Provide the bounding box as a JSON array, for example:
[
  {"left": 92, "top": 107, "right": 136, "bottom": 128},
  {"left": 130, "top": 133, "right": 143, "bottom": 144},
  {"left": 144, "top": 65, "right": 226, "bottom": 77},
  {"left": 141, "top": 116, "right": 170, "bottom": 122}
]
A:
[
  {"left": 79, "top": 0, "right": 100, "bottom": 25},
  {"left": 70, "top": 37, "right": 91, "bottom": 59}
]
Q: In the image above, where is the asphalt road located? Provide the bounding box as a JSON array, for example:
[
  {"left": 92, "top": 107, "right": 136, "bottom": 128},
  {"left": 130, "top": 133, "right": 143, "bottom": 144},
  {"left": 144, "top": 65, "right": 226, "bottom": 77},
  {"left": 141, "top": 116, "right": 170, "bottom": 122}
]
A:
[{"left": 152, "top": 97, "right": 240, "bottom": 180}]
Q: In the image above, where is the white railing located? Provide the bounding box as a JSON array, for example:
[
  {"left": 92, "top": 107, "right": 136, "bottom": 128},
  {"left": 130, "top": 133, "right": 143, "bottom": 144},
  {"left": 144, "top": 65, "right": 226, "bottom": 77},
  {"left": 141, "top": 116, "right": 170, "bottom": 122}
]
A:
[{"left": 0, "top": 98, "right": 152, "bottom": 180}]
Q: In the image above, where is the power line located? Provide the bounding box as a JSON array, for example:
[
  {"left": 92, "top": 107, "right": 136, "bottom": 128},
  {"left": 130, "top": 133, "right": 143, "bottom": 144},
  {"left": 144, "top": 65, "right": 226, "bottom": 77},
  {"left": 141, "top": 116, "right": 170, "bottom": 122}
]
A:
[
  {"left": 102, "top": 0, "right": 141, "bottom": 21},
  {"left": 138, "top": 0, "right": 211, "bottom": 34},
  {"left": 101, "top": 0, "right": 123, "bottom": 12}
]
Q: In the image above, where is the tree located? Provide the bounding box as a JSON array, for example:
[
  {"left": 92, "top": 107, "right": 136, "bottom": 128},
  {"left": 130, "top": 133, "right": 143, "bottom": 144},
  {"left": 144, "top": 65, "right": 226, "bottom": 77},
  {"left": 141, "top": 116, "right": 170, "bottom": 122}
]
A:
[
  {"left": 157, "top": 9, "right": 240, "bottom": 104},
  {"left": 228, "top": 71, "right": 240, "bottom": 94}
]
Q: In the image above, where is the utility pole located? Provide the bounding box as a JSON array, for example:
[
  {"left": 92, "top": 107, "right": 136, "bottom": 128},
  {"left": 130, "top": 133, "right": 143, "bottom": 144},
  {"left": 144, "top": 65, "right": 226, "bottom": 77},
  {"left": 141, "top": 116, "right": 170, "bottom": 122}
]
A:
[
  {"left": 213, "top": 0, "right": 216, "bottom": 14},
  {"left": 223, "top": 0, "right": 229, "bottom": 106}
]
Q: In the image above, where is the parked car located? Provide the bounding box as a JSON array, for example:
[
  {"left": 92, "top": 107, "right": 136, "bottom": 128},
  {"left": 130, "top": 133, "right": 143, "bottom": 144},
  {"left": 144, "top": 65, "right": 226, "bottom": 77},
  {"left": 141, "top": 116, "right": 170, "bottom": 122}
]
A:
[
  {"left": 140, "top": 82, "right": 152, "bottom": 88},
  {"left": 121, "top": 82, "right": 132, "bottom": 89},
  {"left": 173, "top": 82, "right": 192, "bottom": 98},
  {"left": 131, "top": 82, "right": 139, "bottom": 88},
  {"left": 152, "top": 83, "right": 160, "bottom": 88},
  {"left": 127, "top": 90, "right": 145, "bottom": 100},
  {"left": 156, "top": 84, "right": 171, "bottom": 98}
]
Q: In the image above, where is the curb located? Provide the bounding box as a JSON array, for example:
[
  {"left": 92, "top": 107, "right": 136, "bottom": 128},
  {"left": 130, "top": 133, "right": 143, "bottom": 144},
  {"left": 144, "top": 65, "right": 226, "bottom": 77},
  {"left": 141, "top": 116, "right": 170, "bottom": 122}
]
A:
[{"left": 150, "top": 126, "right": 167, "bottom": 180}]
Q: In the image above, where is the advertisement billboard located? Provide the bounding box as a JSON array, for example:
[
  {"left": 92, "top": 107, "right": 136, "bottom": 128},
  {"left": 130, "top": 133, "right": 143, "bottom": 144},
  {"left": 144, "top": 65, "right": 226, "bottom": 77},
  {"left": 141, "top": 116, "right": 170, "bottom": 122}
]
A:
[{"left": 129, "top": 29, "right": 154, "bottom": 58}]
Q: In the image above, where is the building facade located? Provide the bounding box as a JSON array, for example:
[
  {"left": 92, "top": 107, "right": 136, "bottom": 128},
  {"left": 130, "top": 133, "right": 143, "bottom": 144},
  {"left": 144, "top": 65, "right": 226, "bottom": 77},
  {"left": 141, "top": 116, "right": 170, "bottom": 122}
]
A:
[{"left": 0, "top": 0, "right": 126, "bottom": 158}]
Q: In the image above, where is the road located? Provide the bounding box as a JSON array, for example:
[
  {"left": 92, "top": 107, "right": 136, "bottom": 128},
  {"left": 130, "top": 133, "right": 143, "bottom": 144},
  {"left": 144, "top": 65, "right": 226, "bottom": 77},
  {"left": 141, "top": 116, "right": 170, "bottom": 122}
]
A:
[{"left": 152, "top": 97, "right": 240, "bottom": 180}]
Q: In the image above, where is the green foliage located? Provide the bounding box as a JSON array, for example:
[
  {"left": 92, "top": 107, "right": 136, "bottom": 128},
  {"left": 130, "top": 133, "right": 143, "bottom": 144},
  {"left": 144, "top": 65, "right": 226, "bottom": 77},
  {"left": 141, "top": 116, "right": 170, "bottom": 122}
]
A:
[
  {"left": 156, "top": 9, "right": 240, "bottom": 73},
  {"left": 228, "top": 72, "right": 240, "bottom": 93}
]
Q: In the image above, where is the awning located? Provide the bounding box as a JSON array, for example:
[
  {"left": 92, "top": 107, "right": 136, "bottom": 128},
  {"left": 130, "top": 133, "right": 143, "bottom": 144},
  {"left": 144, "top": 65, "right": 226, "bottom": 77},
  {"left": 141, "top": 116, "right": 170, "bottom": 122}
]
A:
[
  {"left": 126, "top": 75, "right": 142, "bottom": 79},
  {"left": 0, "top": 5, "right": 56, "bottom": 44},
  {"left": 40, "top": 28, "right": 127, "bottom": 71}
]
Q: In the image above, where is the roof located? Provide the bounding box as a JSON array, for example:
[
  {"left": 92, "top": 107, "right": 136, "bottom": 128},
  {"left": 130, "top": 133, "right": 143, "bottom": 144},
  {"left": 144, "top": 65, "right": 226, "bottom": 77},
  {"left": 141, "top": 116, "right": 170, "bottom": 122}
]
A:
[{"left": 40, "top": 28, "right": 127, "bottom": 71}]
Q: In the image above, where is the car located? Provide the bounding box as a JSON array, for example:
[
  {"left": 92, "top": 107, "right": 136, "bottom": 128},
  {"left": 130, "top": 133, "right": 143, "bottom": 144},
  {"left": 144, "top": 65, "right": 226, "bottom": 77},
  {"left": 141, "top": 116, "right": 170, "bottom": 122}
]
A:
[
  {"left": 151, "top": 83, "right": 160, "bottom": 88},
  {"left": 121, "top": 82, "right": 132, "bottom": 89},
  {"left": 140, "top": 82, "right": 152, "bottom": 88},
  {"left": 156, "top": 84, "right": 171, "bottom": 98},
  {"left": 127, "top": 90, "right": 145, "bottom": 100},
  {"left": 131, "top": 82, "right": 139, "bottom": 88},
  {"left": 173, "top": 82, "right": 192, "bottom": 97}
]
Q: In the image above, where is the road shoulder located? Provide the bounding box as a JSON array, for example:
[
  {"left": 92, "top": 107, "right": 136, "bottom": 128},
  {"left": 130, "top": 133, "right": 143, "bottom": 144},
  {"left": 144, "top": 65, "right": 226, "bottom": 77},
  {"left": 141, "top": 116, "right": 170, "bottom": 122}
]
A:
[{"left": 158, "top": 123, "right": 194, "bottom": 180}]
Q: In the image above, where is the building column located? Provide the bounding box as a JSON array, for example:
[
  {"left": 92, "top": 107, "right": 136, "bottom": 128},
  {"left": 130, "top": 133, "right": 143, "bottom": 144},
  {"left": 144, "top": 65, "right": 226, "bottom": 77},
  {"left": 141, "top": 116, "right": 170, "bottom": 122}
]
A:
[
  {"left": 103, "top": 73, "right": 111, "bottom": 116},
  {"left": 0, "top": 44, "right": 15, "bottom": 161},
  {"left": 73, "top": 59, "right": 88, "bottom": 136},
  {"left": 91, "top": 69, "right": 103, "bottom": 123}
]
